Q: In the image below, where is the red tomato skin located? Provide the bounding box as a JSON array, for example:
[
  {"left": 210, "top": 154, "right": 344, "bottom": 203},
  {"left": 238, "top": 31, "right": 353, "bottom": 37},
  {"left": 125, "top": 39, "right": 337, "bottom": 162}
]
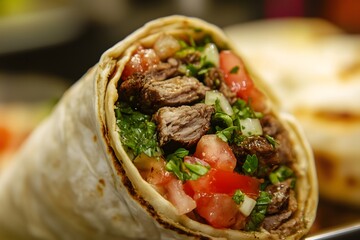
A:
[
  {"left": 195, "top": 193, "right": 239, "bottom": 228},
  {"left": 122, "top": 47, "right": 160, "bottom": 79},
  {"left": 210, "top": 169, "right": 260, "bottom": 198},
  {"left": 219, "top": 50, "right": 254, "bottom": 100},
  {"left": 185, "top": 168, "right": 260, "bottom": 198},
  {"left": 219, "top": 50, "right": 267, "bottom": 111},
  {"left": 194, "top": 135, "right": 236, "bottom": 172}
]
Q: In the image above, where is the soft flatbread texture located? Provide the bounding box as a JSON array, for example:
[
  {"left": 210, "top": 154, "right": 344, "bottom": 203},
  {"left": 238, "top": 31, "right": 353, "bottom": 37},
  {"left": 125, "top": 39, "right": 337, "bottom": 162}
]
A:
[{"left": 0, "top": 16, "right": 317, "bottom": 239}]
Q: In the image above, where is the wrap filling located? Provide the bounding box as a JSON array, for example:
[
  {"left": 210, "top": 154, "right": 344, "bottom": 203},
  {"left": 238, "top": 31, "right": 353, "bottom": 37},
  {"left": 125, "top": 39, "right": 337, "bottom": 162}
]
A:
[{"left": 115, "top": 32, "right": 301, "bottom": 234}]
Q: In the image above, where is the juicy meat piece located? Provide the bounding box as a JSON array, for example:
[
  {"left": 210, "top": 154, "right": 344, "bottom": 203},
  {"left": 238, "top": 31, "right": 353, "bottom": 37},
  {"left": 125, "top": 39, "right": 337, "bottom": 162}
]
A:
[
  {"left": 141, "top": 76, "right": 209, "bottom": 113},
  {"left": 178, "top": 51, "right": 202, "bottom": 65},
  {"left": 231, "top": 136, "right": 279, "bottom": 166},
  {"left": 261, "top": 114, "right": 294, "bottom": 164},
  {"left": 118, "top": 58, "right": 180, "bottom": 107},
  {"left": 287, "top": 189, "right": 298, "bottom": 213},
  {"left": 262, "top": 211, "right": 292, "bottom": 231},
  {"left": 148, "top": 58, "right": 180, "bottom": 81},
  {"left": 262, "top": 180, "right": 298, "bottom": 232},
  {"left": 153, "top": 104, "right": 215, "bottom": 149},
  {"left": 266, "top": 180, "right": 291, "bottom": 214},
  {"left": 231, "top": 113, "right": 296, "bottom": 172},
  {"left": 204, "top": 68, "right": 237, "bottom": 104},
  {"left": 274, "top": 218, "right": 302, "bottom": 236},
  {"left": 119, "top": 72, "right": 148, "bottom": 104}
]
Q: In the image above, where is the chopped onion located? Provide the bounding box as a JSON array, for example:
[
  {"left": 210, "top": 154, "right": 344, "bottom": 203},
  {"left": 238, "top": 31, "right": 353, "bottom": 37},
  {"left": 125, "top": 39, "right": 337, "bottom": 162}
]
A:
[
  {"left": 205, "top": 90, "right": 233, "bottom": 116},
  {"left": 239, "top": 118, "right": 263, "bottom": 136},
  {"left": 153, "top": 34, "right": 181, "bottom": 60},
  {"left": 238, "top": 195, "right": 257, "bottom": 217},
  {"left": 202, "top": 43, "right": 219, "bottom": 66}
]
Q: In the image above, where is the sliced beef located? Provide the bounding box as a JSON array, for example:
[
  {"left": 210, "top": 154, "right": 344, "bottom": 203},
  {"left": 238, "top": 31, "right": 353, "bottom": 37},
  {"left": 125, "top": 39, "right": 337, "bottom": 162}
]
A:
[
  {"left": 231, "top": 136, "right": 280, "bottom": 167},
  {"left": 153, "top": 104, "right": 215, "bottom": 149},
  {"left": 119, "top": 58, "right": 180, "bottom": 108},
  {"left": 119, "top": 72, "right": 148, "bottom": 105},
  {"left": 204, "top": 68, "right": 237, "bottom": 104},
  {"left": 266, "top": 180, "right": 291, "bottom": 214},
  {"left": 274, "top": 218, "right": 302, "bottom": 236},
  {"left": 262, "top": 211, "right": 292, "bottom": 231},
  {"left": 262, "top": 180, "right": 298, "bottom": 232},
  {"left": 177, "top": 51, "right": 202, "bottom": 65},
  {"left": 148, "top": 58, "right": 180, "bottom": 81},
  {"left": 141, "top": 76, "right": 209, "bottom": 113},
  {"left": 261, "top": 114, "right": 295, "bottom": 164},
  {"left": 287, "top": 189, "right": 298, "bottom": 213}
]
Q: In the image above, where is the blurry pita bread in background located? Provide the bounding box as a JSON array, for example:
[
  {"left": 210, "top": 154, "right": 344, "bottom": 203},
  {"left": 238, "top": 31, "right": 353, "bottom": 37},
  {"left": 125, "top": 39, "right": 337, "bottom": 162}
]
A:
[{"left": 225, "top": 18, "right": 360, "bottom": 208}]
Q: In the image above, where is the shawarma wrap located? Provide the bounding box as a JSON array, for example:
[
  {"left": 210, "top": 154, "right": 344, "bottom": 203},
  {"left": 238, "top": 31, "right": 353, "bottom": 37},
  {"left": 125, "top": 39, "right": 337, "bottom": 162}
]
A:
[{"left": 0, "top": 15, "right": 317, "bottom": 240}]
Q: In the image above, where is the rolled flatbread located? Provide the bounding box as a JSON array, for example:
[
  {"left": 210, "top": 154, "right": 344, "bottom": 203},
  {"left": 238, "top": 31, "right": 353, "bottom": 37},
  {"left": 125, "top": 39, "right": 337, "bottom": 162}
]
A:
[{"left": 0, "top": 16, "right": 317, "bottom": 240}]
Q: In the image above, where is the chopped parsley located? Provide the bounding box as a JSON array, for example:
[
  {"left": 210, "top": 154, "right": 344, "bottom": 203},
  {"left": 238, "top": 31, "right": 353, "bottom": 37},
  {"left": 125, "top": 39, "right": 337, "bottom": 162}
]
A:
[
  {"left": 265, "top": 135, "right": 278, "bottom": 148},
  {"left": 245, "top": 191, "right": 272, "bottom": 231},
  {"left": 232, "top": 189, "right": 245, "bottom": 205},
  {"left": 211, "top": 99, "right": 263, "bottom": 144},
  {"left": 165, "top": 148, "right": 210, "bottom": 181},
  {"left": 115, "top": 102, "right": 162, "bottom": 157},
  {"left": 175, "top": 37, "right": 217, "bottom": 78},
  {"left": 232, "top": 99, "right": 263, "bottom": 119},
  {"left": 242, "top": 154, "right": 258, "bottom": 176},
  {"left": 269, "top": 165, "right": 294, "bottom": 184},
  {"left": 230, "top": 65, "right": 239, "bottom": 74}
]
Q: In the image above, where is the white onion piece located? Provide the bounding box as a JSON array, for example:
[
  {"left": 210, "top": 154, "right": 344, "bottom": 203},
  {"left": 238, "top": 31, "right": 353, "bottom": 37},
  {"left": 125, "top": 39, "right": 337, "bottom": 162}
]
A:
[
  {"left": 205, "top": 90, "right": 233, "bottom": 116},
  {"left": 153, "top": 34, "right": 181, "bottom": 60},
  {"left": 238, "top": 195, "right": 257, "bottom": 217},
  {"left": 202, "top": 43, "right": 219, "bottom": 66},
  {"left": 240, "top": 118, "right": 263, "bottom": 136}
]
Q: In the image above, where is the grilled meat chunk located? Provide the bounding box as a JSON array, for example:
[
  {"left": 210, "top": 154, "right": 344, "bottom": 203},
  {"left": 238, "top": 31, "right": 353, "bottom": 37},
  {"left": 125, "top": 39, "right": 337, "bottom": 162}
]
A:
[
  {"left": 266, "top": 180, "right": 292, "bottom": 214},
  {"left": 153, "top": 104, "right": 215, "bottom": 149},
  {"left": 204, "top": 67, "right": 237, "bottom": 104},
  {"left": 261, "top": 114, "right": 295, "bottom": 165},
  {"left": 262, "top": 180, "right": 298, "bottom": 231},
  {"left": 119, "top": 58, "right": 180, "bottom": 108},
  {"left": 231, "top": 136, "right": 279, "bottom": 166},
  {"left": 262, "top": 211, "right": 292, "bottom": 231},
  {"left": 141, "top": 76, "right": 209, "bottom": 113}
]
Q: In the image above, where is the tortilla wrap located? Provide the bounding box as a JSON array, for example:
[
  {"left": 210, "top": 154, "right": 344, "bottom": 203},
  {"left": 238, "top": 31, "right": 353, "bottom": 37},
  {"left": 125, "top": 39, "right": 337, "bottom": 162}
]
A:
[{"left": 0, "top": 15, "right": 317, "bottom": 239}]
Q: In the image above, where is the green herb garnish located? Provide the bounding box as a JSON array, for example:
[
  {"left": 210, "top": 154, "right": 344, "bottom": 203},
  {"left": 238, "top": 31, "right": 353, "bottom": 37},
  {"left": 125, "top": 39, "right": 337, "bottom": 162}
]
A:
[
  {"left": 242, "top": 154, "right": 258, "bottom": 176},
  {"left": 232, "top": 189, "right": 245, "bottom": 205},
  {"left": 232, "top": 99, "right": 263, "bottom": 119},
  {"left": 265, "top": 135, "right": 279, "bottom": 148},
  {"left": 269, "top": 165, "right": 294, "bottom": 184},
  {"left": 115, "top": 102, "right": 162, "bottom": 157},
  {"left": 245, "top": 191, "right": 272, "bottom": 231},
  {"left": 230, "top": 65, "right": 239, "bottom": 74},
  {"left": 166, "top": 148, "right": 209, "bottom": 181}
]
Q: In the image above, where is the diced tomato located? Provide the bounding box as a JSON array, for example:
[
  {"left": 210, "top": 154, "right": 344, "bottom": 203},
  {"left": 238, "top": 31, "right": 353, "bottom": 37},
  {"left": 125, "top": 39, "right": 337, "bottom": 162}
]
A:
[
  {"left": 194, "top": 134, "right": 236, "bottom": 172},
  {"left": 194, "top": 193, "right": 239, "bottom": 228},
  {"left": 184, "top": 168, "right": 260, "bottom": 198},
  {"left": 219, "top": 50, "right": 266, "bottom": 111},
  {"left": 122, "top": 47, "right": 160, "bottom": 79},
  {"left": 219, "top": 50, "right": 253, "bottom": 99},
  {"left": 165, "top": 178, "right": 196, "bottom": 215}
]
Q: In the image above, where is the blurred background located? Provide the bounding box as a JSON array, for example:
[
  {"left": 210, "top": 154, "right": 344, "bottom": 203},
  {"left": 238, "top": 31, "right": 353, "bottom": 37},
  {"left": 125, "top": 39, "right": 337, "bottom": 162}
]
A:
[
  {"left": 1, "top": 0, "right": 360, "bottom": 83},
  {"left": 1, "top": 0, "right": 360, "bottom": 238}
]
